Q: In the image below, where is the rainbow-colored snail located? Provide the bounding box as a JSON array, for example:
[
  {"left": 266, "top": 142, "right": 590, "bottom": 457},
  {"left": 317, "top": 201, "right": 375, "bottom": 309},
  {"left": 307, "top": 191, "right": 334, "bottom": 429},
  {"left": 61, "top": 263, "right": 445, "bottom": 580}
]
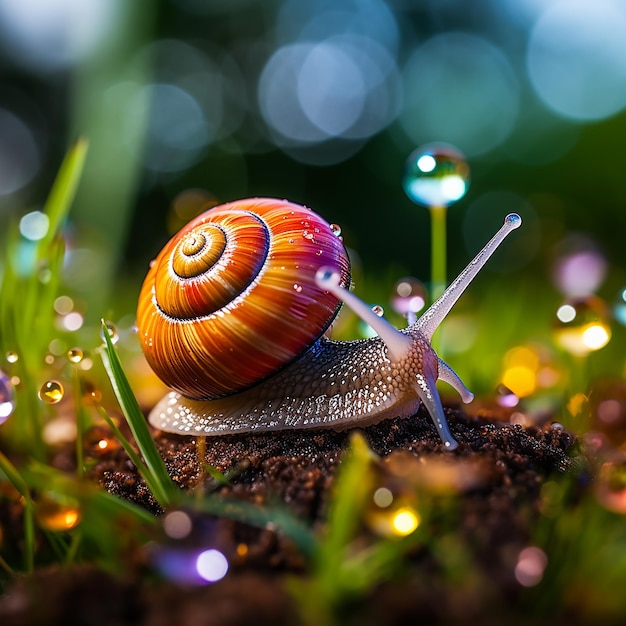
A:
[{"left": 136, "top": 197, "right": 521, "bottom": 450}]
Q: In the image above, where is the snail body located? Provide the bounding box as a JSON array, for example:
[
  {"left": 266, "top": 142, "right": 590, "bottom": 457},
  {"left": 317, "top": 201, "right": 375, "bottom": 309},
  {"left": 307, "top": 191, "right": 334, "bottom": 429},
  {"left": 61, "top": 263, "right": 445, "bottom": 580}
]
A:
[{"left": 137, "top": 198, "right": 521, "bottom": 450}]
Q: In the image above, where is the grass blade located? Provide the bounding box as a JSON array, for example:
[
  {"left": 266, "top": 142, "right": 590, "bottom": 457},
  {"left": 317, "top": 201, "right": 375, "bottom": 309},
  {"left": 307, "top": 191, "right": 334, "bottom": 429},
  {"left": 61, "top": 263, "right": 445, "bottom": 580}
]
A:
[
  {"left": 40, "top": 137, "right": 89, "bottom": 251},
  {"left": 99, "top": 320, "right": 178, "bottom": 507}
]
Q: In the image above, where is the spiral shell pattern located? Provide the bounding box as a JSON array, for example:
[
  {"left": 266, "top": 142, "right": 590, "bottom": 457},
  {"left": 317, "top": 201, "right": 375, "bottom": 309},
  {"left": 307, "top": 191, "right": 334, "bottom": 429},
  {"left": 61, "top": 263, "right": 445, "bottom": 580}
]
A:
[{"left": 136, "top": 198, "right": 351, "bottom": 400}]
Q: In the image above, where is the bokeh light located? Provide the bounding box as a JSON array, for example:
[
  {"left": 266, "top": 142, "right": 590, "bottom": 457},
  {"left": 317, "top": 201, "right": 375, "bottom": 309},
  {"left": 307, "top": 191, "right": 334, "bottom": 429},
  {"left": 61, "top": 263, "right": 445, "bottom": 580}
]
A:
[
  {"left": 196, "top": 548, "right": 229, "bottom": 583},
  {"left": 552, "top": 236, "right": 607, "bottom": 297},
  {"left": 527, "top": 0, "right": 626, "bottom": 121},
  {"left": 515, "top": 546, "right": 548, "bottom": 587},
  {"left": 0, "top": 370, "right": 16, "bottom": 424},
  {"left": 0, "top": 0, "right": 119, "bottom": 71},
  {"left": 258, "top": 35, "right": 400, "bottom": 163},
  {"left": 554, "top": 296, "right": 611, "bottom": 356},
  {"left": 0, "top": 108, "right": 41, "bottom": 196},
  {"left": 400, "top": 33, "right": 519, "bottom": 156}
]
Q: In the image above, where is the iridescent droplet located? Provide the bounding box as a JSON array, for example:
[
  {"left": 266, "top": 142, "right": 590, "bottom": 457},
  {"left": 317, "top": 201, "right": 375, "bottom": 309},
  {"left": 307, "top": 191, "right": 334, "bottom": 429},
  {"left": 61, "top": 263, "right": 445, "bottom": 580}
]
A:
[
  {"left": 330, "top": 223, "right": 342, "bottom": 237},
  {"left": 5, "top": 351, "right": 18, "bottom": 364},
  {"left": 100, "top": 321, "right": 119, "bottom": 345},
  {"left": 35, "top": 493, "right": 81, "bottom": 532},
  {"left": 67, "top": 347, "right": 84, "bottom": 364},
  {"left": 402, "top": 143, "right": 470, "bottom": 207},
  {"left": 39, "top": 380, "right": 64, "bottom": 404},
  {"left": 554, "top": 296, "right": 611, "bottom": 356},
  {"left": 371, "top": 304, "right": 384, "bottom": 317},
  {"left": 391, "top": 277, "right": 427, "bottom": 315},
  {"left": 0, "top": 370, "right": 16, "bottom": 424}
]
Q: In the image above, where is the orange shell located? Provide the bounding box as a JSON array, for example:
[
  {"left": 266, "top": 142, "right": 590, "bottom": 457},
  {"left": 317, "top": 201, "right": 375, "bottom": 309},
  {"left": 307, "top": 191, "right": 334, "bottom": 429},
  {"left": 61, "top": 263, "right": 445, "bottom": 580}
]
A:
[{"left": 136, "top": 198, "right": 351, "bottom": 400}]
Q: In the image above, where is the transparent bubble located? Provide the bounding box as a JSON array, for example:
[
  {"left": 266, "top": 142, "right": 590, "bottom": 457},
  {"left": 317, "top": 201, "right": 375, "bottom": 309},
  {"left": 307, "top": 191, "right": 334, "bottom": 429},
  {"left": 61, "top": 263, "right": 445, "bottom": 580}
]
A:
[
  {"left": 38, "top": 380, "right": 64, "bottom": 404},
  {"left": 554, "top": 296, "right": 611, "bottom": 356},
  {"left": 371, "top": 304, "right": 384, "bottom": 317},
  {"left": 100, "top": 321, "right": 119, "bottom": 345},
  {"left": 0, "top": 370, "right": 16, "bottom": 424},
  {"left": 390, "top": 277, "right": 427, "bottom": 315},
  {"left": 403, "top": 144, "right": 470, "bottom": 207},
  {"left": 330, "top": 223, "right": 342, "bottom": 237},
  {"left": 67, "top": 348, "right": 84, "bottom": 364}
]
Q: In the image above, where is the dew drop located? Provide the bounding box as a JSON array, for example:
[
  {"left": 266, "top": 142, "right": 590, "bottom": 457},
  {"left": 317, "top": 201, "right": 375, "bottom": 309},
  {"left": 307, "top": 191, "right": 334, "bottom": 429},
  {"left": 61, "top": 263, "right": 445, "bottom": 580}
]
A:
[
  {"left": 402, "top": 143, "right": 470, "bottom": 208},
  {"left": 302, "top": 230, "right": 315, "bottom": 241},
  {"left": 330, "top": 223, "right": 342, "bottom": 237},
  {"left": 39, "top": 380, "right": 64, "bottom": 404},
  {"left": 293, "top": 283, "right": 303, "bottom": 293},
  {"left": 5, "top": 351, "right": 18, "bottom": 364},
  {"left": 0, "top": 370, "right": 16, "bottom": 424},
  {"left": 391, "top": 277, "right": 427, "bottom": 315},
  {"left": 100, "top": 321, "right": 119, "bottom": 345},
  {"left": 67, "top": 348, "right": 84, "bottom": 364},
  {"left": 371, "top": 304, "right": 385, "bottom": 317}
]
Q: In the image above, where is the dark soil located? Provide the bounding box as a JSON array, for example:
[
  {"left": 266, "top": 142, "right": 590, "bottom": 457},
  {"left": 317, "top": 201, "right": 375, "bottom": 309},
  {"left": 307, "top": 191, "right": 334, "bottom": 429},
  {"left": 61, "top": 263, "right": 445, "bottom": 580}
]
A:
[{"left": 0, "top": 405, "right": 579, "bottom": 625}]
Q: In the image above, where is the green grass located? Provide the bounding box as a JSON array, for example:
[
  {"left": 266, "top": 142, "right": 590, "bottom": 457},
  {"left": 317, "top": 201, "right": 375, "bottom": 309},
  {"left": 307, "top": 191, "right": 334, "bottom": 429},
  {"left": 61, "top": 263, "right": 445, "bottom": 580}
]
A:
[{"left": 3, "top": 142, "right": 626, "bottom": 623}]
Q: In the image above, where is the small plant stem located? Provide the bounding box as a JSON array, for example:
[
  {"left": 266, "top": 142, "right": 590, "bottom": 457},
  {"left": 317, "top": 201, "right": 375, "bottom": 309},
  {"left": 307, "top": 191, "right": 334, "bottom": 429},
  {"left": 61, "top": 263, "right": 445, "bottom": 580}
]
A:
[
  {"left": 64, "top": 530, "right": 83, "bottom": 567},
  {"left": 0, "top": 551, "right": 14, "bottom": 575},
  {"left": 429, "top": 205, "right": 447, "bottom": 301},
  {"left": 73, "top": 366, "right": 84, "bottom": 478},
  {"left": 0, "top": 451, "right": 36, "bottom": 571}
]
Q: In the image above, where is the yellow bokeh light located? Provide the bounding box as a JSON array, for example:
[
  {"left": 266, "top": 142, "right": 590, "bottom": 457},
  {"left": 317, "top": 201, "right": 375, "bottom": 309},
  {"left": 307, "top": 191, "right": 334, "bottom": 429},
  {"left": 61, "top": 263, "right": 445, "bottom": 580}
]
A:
[
  {"left": 582, "top": 324, "right": 610, "bottom": 351},
  {"left": 391, "top": 507, "right": 420, "bottom": 536},
  {"left": 504, "top": 346, "right": 540, "bottom": 371},
  {"left": 502, "top": 366, "right": 536, "bottom": 398}
]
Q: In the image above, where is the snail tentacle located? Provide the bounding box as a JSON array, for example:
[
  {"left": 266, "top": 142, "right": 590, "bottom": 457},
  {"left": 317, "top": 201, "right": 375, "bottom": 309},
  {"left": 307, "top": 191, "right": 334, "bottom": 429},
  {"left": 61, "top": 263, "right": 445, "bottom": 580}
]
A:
[
  {"left": 415, "top": 369, "right": 458, "bottom": 450},
  {"left": 437, "top": 358, "right": 474, "bottom": 404},
  {"left": 416, "top": 213, "right": 522, "bottom": 341},
  {"left": 315, "top": 267, "right": 412, "bottom": 362}
]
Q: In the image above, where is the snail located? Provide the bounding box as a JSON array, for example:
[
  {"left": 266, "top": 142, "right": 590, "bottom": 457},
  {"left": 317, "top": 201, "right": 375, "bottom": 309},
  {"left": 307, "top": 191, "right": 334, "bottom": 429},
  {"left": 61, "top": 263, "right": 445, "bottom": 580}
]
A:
[{"left": 137, "top": 197, "right": 521, "bottom": 450}]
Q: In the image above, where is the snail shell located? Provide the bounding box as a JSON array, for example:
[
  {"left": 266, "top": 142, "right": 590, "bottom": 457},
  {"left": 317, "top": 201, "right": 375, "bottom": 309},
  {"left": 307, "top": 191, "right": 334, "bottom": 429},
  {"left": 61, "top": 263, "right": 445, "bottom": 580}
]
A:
[
  {"left": 137, "top": 198, "right": 350, "bottom": 400},
  {"left": 138, "top": 199, "right": 522, "bottom": 450}
]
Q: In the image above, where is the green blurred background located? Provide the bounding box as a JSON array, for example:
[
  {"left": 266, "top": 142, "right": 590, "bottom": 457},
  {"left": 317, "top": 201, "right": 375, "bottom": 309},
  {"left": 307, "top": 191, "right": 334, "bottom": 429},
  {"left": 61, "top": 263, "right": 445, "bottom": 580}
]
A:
[{"left": 1, "top": 0, "right": 625, "bottom": 401}]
